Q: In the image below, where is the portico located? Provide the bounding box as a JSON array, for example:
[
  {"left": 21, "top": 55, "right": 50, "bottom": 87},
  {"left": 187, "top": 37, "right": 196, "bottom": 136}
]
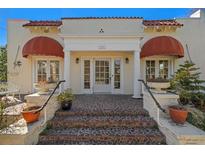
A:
[{"left": 62, "top": 37, "right": 142, "bottom": 98}]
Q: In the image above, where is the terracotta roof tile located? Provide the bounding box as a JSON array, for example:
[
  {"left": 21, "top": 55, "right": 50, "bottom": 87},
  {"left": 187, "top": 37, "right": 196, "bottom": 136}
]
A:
[
  {"left": 22, "top": 19, "right": 183, "bottom": 27},
  {"left": 23, "top": 21, "right": 62, "bottom": 27},
  {"left": 143, "top": 20, "right": 183, "bottom": 26},
  {"left": 61, "top": 17, "right": 143, "bottom": 20}
]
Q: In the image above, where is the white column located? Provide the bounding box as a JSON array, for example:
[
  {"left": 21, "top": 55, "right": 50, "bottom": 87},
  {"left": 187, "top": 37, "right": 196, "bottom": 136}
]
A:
[
  {"left": 64, "top": 50, "right": 71, "bottom": 89},
  {"left": 133, "top": 50, "right": 141, "bottom": 98}
]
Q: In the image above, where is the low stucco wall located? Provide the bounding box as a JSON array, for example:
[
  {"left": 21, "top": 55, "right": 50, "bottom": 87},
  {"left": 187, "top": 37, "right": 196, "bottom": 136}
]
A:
[
  {"left": 0, "top": 118, "right": 46, "bottom": 145},
  {"left": 142, "top": 87, "right": 205, "bottom": 145},
  {"left": 0, "top": 93, "right": 60, "bottom": 145},
  {"left": 159, "top": 117, "right": 205, "bottom": 145},
  {"left": 143, "top": 88, "right": 179, "bottom": 121},
  {"left": 25, "top": 93, "right": 60, "bottom": 120}
]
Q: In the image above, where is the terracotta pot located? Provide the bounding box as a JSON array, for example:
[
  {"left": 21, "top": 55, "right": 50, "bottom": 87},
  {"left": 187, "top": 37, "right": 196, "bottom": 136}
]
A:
[
  {"left": 169, "top": 106, "right": 188, "bottom": 124},
  {"left": 21, "top": 106, "right": 41, "bottom": 123}
]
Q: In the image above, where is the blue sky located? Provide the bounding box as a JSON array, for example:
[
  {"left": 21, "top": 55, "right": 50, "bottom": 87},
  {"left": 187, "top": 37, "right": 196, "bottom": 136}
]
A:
[{"left": 0, "top": 8, "right": 192, "bottom": 46}]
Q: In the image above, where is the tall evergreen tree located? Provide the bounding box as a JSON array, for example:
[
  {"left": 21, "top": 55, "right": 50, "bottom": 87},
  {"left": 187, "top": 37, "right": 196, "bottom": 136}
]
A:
[{"left": 171, "top": 60, "right": 205, "bottom": 108}]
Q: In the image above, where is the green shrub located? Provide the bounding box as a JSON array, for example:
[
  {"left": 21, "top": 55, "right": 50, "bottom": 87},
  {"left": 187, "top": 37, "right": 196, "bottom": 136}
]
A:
[
  {"left": 57, "top": 89, "right": 74, "bottom": 102},
  {"left": 187, "top": 107, "right": 205, "bottom": 131},
  {"left": 0, "top": 100, "right": 6, "bottom": 129}
]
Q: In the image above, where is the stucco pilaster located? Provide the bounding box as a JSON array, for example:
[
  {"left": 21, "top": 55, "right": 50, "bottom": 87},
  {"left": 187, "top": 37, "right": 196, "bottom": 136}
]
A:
[
  {"left": 133, "top": 44, "right": 142, "bottom": 98},
  {"left": 63, "top": 50, "right": 71, "bottom": 89}
]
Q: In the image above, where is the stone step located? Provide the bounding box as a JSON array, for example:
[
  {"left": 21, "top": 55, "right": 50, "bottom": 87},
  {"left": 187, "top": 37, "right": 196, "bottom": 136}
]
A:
[
  {"left": 55, "top": 109, "right": 149, "bottom": 117},
  {"left": 38, "top": 127, "right": 166, "bottom": 145},
  {"left": 49, "top": 115, "right": 157, "bottom": 128},
  {"left": 37, "top": 95, "right": 166, "bottom": 145}
]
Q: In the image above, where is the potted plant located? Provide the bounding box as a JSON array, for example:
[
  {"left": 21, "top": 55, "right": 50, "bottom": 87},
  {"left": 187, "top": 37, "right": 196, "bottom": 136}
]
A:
[
  {"left": 33, "top": 81, "right": 49, "bottom": 94},
  {"left": 57, "top": 89, "right": 74, "bottom": 110},
  {"left": 21, "top": 106, "right": 41, "bottom": 123},
  {"left": 34, "top": 79, "right": 58, "bottom": 94},
  {"left": 170, "top": 61, "right": 205, "bottom": 124},
  {"left": 46, "top": 77, "right": 57, "bottom": 90},
  {"left": 169, "top": 105, "right": 188, "bottom": 124},
  {"left": 147, "top": 77, "right": 170, "bottom": 93}
]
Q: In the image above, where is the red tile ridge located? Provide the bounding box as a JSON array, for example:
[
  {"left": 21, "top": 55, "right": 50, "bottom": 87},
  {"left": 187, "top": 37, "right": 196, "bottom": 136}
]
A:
[
  {"left": 61, "top": 16, "right": 143, "bottom": 20},
  {"left": 23, "top": 20, "right": 62, "bottom": 27},
  {"left": 143, "top": 19, "right": 183, "bottom": 26}
]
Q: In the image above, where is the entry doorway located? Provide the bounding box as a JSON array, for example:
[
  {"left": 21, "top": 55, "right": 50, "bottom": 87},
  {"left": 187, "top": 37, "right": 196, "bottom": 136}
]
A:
[
  {"left": 81, "top": 57, "right": 123, "bottom": 94},
  {"left": 93, "top": 59, "right": 111, "bottom": 93}
]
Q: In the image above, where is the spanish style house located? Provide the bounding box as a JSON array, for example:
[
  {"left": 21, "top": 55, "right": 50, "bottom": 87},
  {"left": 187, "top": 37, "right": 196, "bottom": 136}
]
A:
[
  {"left": 2, "top": 9, "right": 205, "bottom": 145},
  {"left": 7, "top": 10, "right": 205, "bottom": 97}
]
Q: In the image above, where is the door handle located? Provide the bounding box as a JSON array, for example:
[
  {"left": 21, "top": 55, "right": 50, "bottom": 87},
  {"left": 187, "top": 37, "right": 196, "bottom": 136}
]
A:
[{"left": 109, "top": 75, "right": 114, "bottom": 80}]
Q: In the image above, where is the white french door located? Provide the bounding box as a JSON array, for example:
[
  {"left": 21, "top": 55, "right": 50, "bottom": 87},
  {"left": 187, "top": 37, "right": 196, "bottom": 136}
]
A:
[
  {"left": 81, "top": 59, "right": 93, "bottom": 94},
  {"left": 93, "top": 59, "right": 111, "bottom": 93},
  {"left": 81, "top": 57, "right": 123, "bottom": 94},
  {"left": 111, "top": 58, "right": 122, "bottom": 94}
]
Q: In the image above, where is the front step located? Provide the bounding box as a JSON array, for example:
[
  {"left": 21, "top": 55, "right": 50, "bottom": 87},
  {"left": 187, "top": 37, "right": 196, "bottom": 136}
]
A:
[
  {"left": 38, "top": 108, "right": 166, "bottom": 145},
  {"left": 39, "top": 127, "right": 166, "bottom": 145},
  {"left": 37, "top": 95, "right": 166, "bottom": 145},
  {"left": 55, "top": 109, "right": 149, "bottom": 117},
  {"left": 49, "top": 115, "right": 158, "bottom": 129}
]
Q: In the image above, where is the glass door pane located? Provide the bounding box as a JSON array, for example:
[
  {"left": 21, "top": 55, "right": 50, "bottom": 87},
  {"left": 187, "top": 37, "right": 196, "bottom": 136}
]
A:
[
  {"left": 95, "top": 60, "right": 110, "bottom": 85},
  {"left": 50, "top": 61, "right": 60, "bottom": 82},
  {"left": 146, "top": 60, "right": 155, "bottom": 80},
  {"left": 159, "top": 60, "right": 168, "bottom": 79},
  {"left": 37, "top": 60, "right": 47, "bottom": 82},
  {"left": 114, "top": 59, "right": 121, "bottom": 89},
  {"left": 84, "top": 60, "right": 90, "bottom": 89}
]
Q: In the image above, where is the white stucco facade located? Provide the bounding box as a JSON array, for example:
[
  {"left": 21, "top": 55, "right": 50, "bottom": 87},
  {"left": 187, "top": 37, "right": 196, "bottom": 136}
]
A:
[{"left": 6, "top": 9, "right": 205, "bottom": 96}]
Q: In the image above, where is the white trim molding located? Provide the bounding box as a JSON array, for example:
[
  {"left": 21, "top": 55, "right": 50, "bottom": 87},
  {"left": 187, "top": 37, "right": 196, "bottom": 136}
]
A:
[{"left": 63, "top": 38, "right": 142, "bottom": 52}]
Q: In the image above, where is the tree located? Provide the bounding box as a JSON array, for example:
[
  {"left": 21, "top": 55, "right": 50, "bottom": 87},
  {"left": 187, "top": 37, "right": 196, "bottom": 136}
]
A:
[
  {"left": 171, "top": 60, "right": 205, "bottom": 108},
  {"left": 0, "top": 46, "right": 7, "bottom": 81}
]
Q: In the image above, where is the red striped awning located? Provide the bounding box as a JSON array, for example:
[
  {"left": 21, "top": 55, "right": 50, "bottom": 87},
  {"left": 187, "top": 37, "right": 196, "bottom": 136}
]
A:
[
  {"left": 22, "top": 36, "right": 64, "bottom": 58},
  {"left": 140, "top": 36, "right": 184, "bottom": 58}
]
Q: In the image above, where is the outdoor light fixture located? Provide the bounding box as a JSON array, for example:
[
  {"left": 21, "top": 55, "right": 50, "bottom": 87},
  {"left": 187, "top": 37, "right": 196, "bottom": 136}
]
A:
[
  {"left": 125, "top": 57, "right": 129, "bottom": 64},
  {"left": 76, "top": 58, "right": 80, "bottom": 64},
  {"left": 13, "top": 60, "right": 22, "bottom": 68}
]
